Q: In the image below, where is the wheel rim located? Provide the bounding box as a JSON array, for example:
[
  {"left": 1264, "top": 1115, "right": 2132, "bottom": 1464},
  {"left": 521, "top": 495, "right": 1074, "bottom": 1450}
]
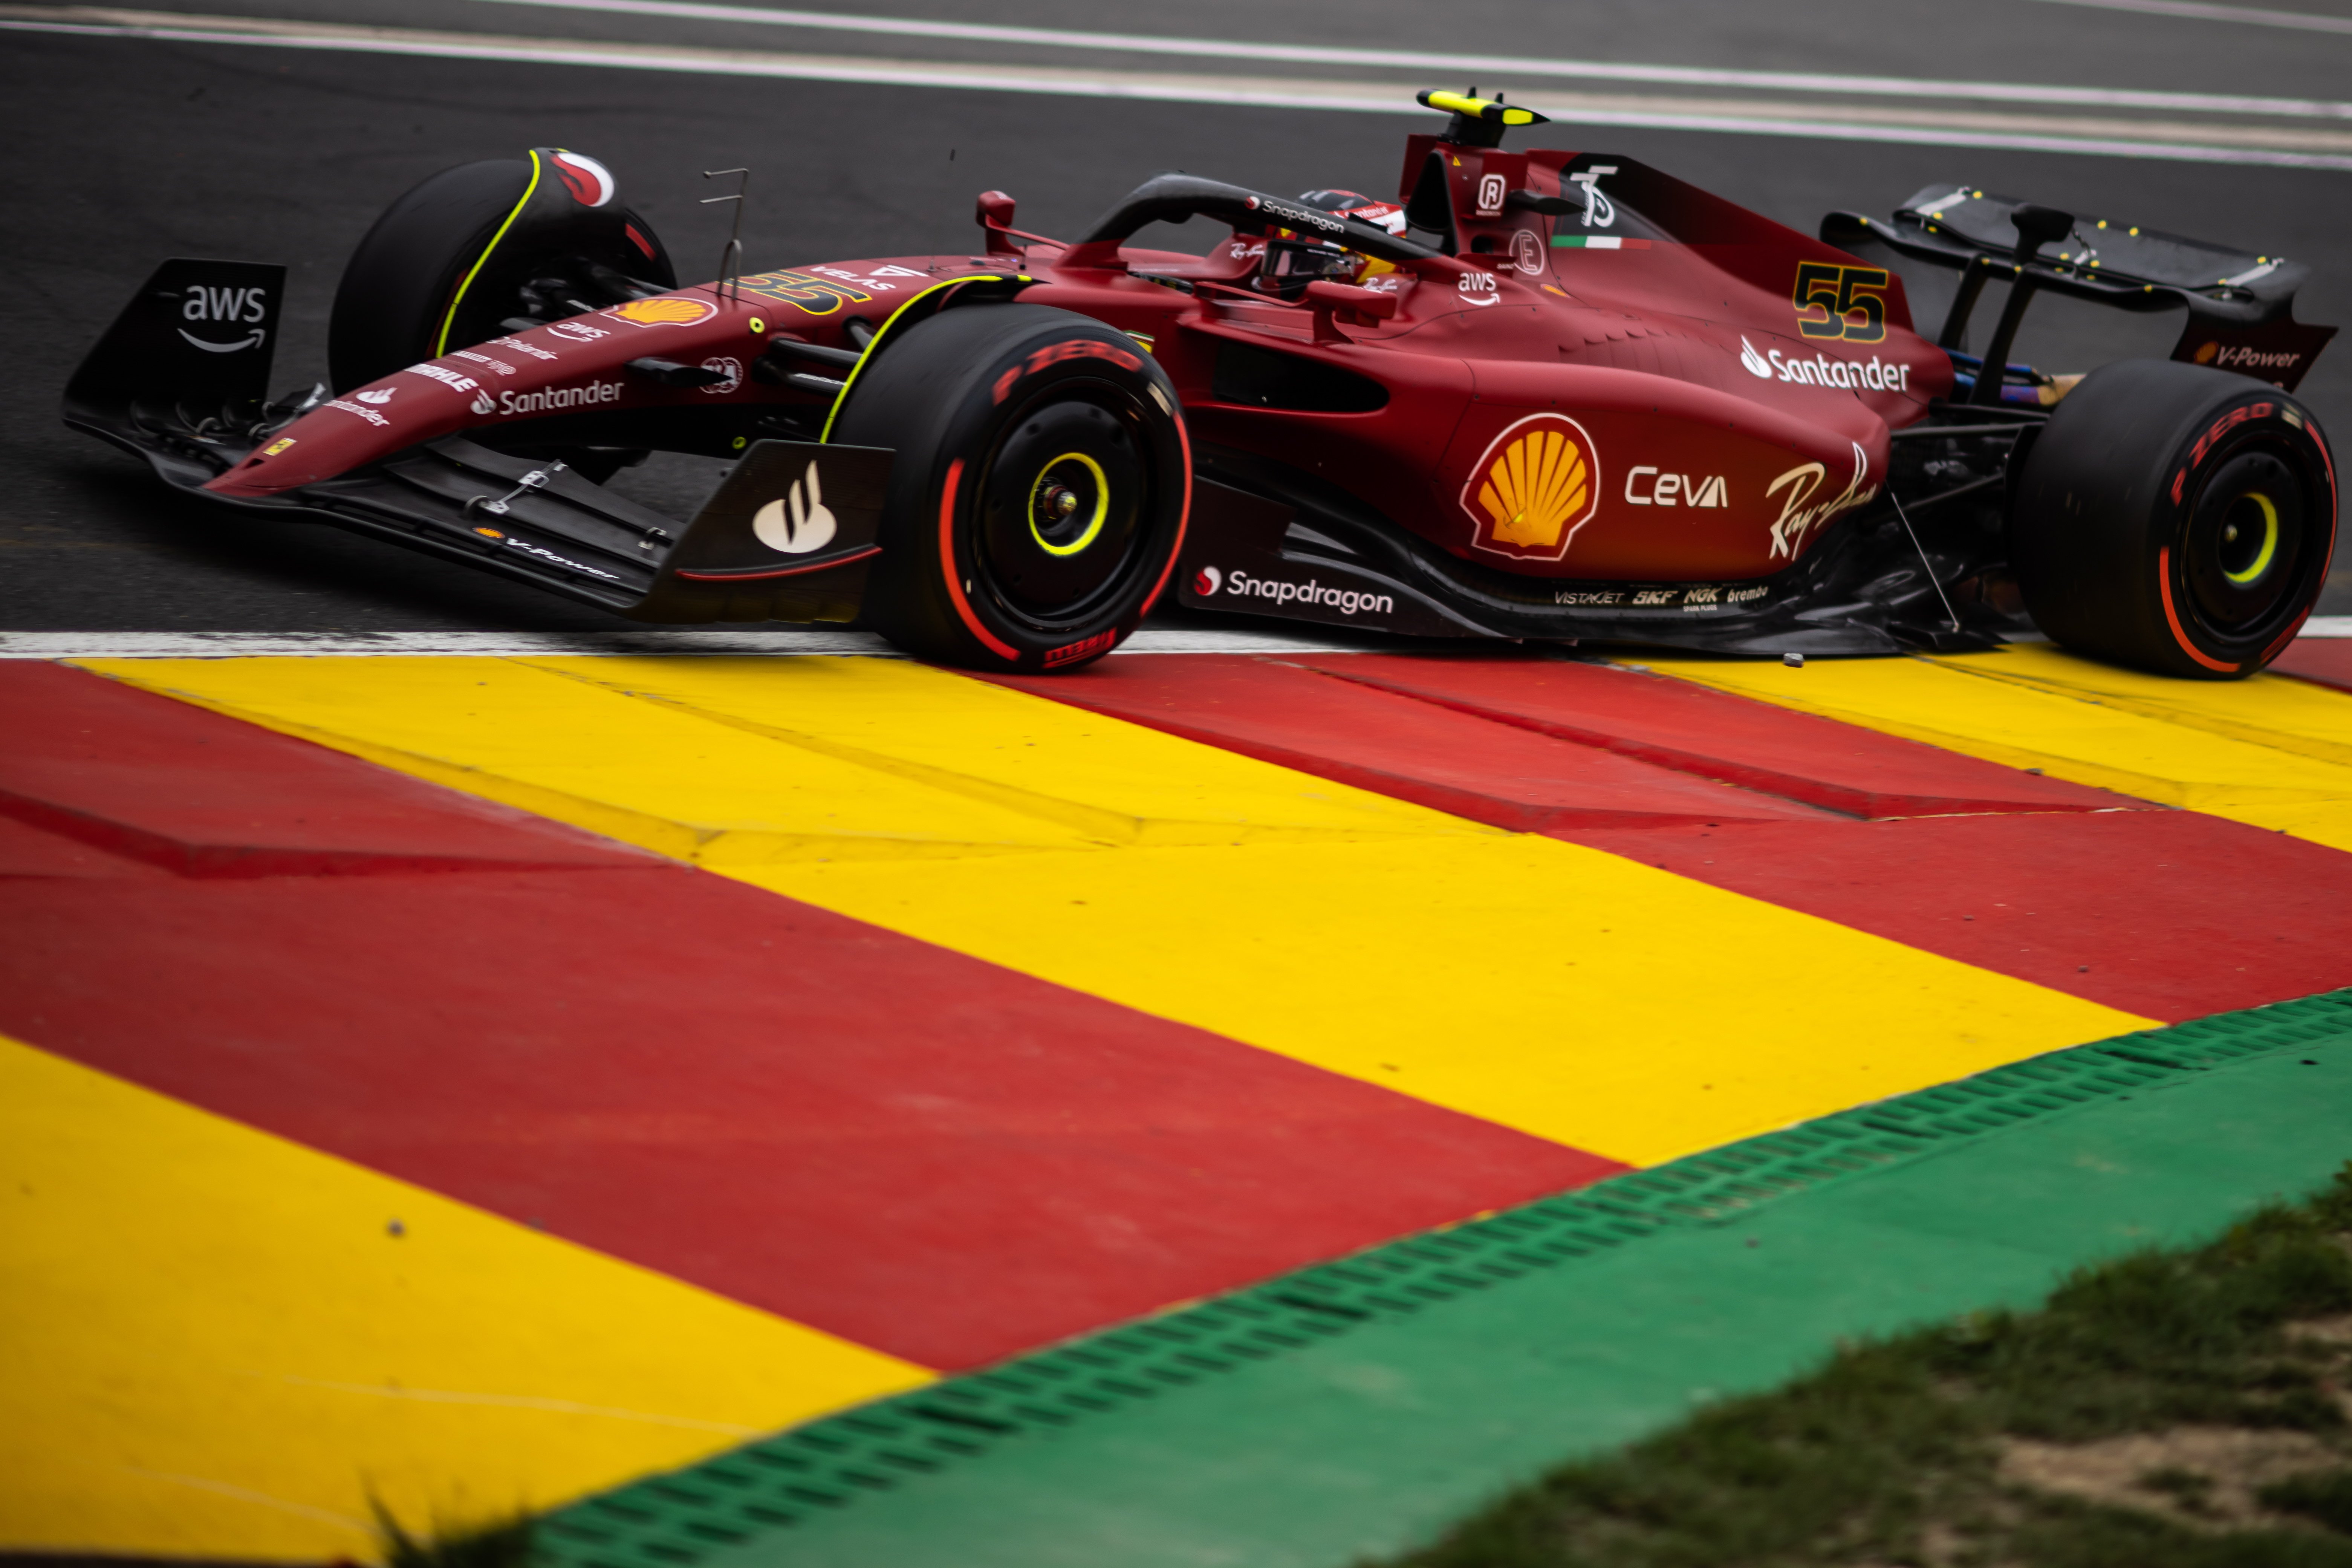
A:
[
  {"left": 2184, "top": 448, "right": 2306, "bottom": 636},
  {"left": 1027, "top": 452, "right": 1111, "bottom": 558},
  {"left": 975, "top": 387, "right": 1150, "bottom": 624}
]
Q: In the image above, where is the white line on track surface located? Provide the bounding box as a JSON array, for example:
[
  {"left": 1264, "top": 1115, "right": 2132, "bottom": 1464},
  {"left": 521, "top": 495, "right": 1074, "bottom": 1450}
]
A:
[
  {"left": 2019, "top": 0, "right": 2352, "bottom": 34},
  {"left": 476, "top": 0, "right": 2352, "bottom": 122},
  {"left": 0, "top": 627, "right": 1377, "bottom": 659},
  {"left": 8, "top": 6, "right": 2352, "bottom": 168},
  {"left": 7, "top": 622, "right": 2344, "bottom": 659}
]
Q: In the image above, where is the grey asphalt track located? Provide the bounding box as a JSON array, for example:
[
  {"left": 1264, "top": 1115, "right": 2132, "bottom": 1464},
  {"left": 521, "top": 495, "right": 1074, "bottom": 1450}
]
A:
[{"left": 6, "top": 0, "right": 2350, "bottom": 631}]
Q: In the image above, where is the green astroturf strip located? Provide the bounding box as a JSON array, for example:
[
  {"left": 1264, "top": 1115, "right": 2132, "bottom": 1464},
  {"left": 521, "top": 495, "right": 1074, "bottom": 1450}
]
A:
[{"left": 539, "top": 991, "right": 2352, "bottom": 1568}]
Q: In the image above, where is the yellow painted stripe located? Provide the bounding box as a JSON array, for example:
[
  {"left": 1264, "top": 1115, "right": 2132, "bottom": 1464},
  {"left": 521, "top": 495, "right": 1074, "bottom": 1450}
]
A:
[
  {"left": 737, "top": 837, "right": 2149, "bottom": 1167},
  {"left": 84, "top": 656, "right": 1482, "bottom": 862},
  {"left": 1928, "top": 642, "right": 2352, "bottom": 768},
  {"left": 82, "top": 655, "right": 2147, "bottom": 1170},
  {"left": 0, "top": 1034, "right": 928, "bottom": 1560},
  {"left": 1643, "top": 646, "right": 2352, "bottom": 853}
]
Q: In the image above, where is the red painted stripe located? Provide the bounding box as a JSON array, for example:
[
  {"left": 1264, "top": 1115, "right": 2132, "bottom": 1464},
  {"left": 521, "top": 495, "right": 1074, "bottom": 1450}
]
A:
[
  {"left": 0, "top": 664, "right": 1618, "bottom": 1371},
  {"left": 0, "top": 661, "right": 646, "bottom": 877},
  {"left": 2274, "top": 638, "right": 2352, "bottom": 696},
  {"left": 1563, "top": 811, "right": 2352, "bottom": 1022},
  {"left": 1287, "top": 654, "right": 2128, "bottom": 819},
  {"left": 996, "top": 652, "right": 2349, "bottom": 1019},
  {"left": 986, "top": 655, "right": 1838, "bottom": 830}
]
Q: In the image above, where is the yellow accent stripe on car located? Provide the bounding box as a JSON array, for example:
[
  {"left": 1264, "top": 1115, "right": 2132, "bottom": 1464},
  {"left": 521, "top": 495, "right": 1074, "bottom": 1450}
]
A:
[
  {"left": 433, "top": 148, "right": 544, "bottom": 357},
  {"left": 817, "top": 273, "right": 1031, "bottom": 443}
]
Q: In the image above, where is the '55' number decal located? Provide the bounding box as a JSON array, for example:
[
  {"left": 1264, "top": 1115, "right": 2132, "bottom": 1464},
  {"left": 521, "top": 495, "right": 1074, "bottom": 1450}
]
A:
[{"left": 1792, "top": 263, "right": 1889, "bottom": 344}]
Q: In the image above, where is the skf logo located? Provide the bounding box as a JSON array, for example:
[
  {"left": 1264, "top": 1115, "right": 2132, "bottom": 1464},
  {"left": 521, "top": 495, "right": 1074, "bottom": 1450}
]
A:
[
  {"left": 1793, "top": 263, "right": 1889, "bottom": 343},
  {"left": 1463, "top": 414, "right": 1601, "bottom": 561},
  {"left": 607, "top": 296, "right": 718, "bottom": 327},
  {"left": 1474, "top": 173, "right": 1507, "bottom": 217},
  {"left": 1193, "top": 564, "right": 1222, "bottom": 596},
  {"left": 179, "top": 283, "right": 268, "bottom": 353},
  {"left": 1625, "top": 467, "right": 1727, "bottom": 507},
  {"left": 752, "top": 462, "right": 837, "bottom": 554}
]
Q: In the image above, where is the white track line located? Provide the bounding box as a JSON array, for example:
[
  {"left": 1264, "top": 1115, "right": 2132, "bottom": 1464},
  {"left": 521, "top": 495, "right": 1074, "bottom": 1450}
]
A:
[
  {"left": 0, "top": 627, "right": 1373, "bottom": 659},
  {"left": 8, "top": 623, "right": 2342, "bottom": 658},
  {"left": 2020, "top": 0, "right": 2352, "bottom": 34},
  {"left": 478, "top": 0, "right": 2352, "bottom": 122},
  {"left": 6, "top": 7, "right": 2352, "bottom": 168}
]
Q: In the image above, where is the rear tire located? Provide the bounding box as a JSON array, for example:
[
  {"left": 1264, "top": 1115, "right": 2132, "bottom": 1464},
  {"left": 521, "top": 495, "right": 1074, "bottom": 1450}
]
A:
[
  {"left": 2012, "top": 358, "right": 2336, "bottom": 678},
  {"left": 830, "top": 304, "right": 1190, "bottom": 672}
]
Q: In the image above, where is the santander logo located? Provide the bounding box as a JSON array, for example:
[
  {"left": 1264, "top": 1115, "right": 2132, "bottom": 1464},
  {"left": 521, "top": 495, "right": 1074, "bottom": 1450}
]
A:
[{"left": 1193, "top": 564, "right": 1223, "bottom": 596}]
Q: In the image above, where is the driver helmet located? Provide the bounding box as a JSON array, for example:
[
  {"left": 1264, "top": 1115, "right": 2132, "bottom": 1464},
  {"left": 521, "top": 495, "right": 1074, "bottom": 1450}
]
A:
[{"left": 1253, "top": 189, "right": 1408, "bottom": 297}]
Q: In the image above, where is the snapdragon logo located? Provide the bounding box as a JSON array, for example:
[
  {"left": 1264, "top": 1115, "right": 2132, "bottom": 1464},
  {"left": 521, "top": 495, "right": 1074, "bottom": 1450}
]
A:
[
  {"left": 1204, "top": 565, "right": 1393, "bottom": 617},
  {"left": 1742, "top": 338, "right": 1913, "bottom": 392}
]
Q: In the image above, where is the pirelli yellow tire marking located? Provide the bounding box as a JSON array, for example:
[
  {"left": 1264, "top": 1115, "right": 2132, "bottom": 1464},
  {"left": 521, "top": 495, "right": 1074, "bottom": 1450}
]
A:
[
  {"left": 0, "top": 1035, "right": 929, "bottom": 1560},
  {"left": 1645, "top": 647, "right": 2352, "bottom": 853},
  {"left": 84, "top": 656, "right": 1483, "bottom": 864}
]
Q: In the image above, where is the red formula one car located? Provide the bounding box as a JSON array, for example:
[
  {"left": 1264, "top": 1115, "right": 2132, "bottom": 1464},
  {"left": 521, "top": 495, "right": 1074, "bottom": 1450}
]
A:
[{"left": 67, "top": 91, "right": 2339, "bottom": 676}]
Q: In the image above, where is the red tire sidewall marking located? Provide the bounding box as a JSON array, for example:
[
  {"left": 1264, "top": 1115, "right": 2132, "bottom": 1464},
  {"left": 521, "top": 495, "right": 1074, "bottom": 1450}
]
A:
[{"left": 936, "top": 456, "right": 1021, "bottom": 663}]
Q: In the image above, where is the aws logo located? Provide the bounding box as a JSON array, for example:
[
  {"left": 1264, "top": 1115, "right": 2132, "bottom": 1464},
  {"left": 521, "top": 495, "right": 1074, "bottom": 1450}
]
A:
[
  {"left": 178, "top": 283, "right": 268, "bottom": 353},
  {"left": 1463, "top": 414, "right": 1601, "bottom": 561}
]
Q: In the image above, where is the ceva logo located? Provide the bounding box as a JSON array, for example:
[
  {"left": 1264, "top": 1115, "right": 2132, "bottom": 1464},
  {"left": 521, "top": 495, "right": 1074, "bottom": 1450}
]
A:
[{"left": 1193, "top": 564, "right": 1222, "bottom": 596}]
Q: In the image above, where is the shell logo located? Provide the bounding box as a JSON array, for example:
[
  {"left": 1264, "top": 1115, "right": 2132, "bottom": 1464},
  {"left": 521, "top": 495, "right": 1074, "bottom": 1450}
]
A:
[
  {"left": 1461, "top": 413, "right": 1601, "bottom": 560},
  {"left": 2194, "top": 340, "right": 2220, "bottom": 364},
  {"left": 607, "top": 296, "right": 719, "bottom": 327}
]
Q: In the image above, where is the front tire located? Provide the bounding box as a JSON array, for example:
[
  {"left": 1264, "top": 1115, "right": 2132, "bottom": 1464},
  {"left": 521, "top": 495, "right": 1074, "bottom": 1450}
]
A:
[
  {"left": 2013, "top": 358, "right": 2336, "bottom": 678},
  {"left": 830, "top": 304, "right": 1190, "bottom": 672}
]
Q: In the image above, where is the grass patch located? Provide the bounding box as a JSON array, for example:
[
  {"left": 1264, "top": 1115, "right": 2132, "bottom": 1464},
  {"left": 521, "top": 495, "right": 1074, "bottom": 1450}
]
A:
[
  {"left": 1375, "top": 1163, "right": 2352, "bottom": 1568},
  {"left": 372, "top": 1500, "right": 534, "bottom": 1568}
]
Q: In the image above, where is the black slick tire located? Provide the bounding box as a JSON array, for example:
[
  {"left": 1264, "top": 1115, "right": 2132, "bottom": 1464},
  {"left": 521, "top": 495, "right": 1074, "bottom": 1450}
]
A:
[
  {"left": 830, "top": 303, "right": 1190, "bottom": 672},
  {"left": 327, "top": 155, "right": 673, "bottom": 392},
  {"left": 2012, "top": 358, "right": 2337, "bottom": 678}
]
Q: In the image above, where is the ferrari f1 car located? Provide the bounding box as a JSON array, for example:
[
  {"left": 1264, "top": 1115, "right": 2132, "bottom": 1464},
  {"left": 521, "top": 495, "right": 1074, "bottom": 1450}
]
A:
[{"left": 67, "top": 90, "right": 2340, "bottom": 677}]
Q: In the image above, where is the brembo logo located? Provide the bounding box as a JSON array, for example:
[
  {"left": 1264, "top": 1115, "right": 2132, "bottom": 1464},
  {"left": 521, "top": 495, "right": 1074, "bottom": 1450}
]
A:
[
  {"left": 496, "top": 380, "right": 624, "bottom": 416},
  {"left": 1199, "top": 565, "right": 1393, "bottom": 617},
  {"left": 752, "top": 462, "right": 837, "bottom": 554}
]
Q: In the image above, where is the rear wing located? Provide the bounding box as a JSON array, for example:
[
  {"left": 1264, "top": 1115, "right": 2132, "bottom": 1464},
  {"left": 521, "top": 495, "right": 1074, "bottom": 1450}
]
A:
[{"left": 1823, "top": 186, "right": 2334, "bottom": 396}]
